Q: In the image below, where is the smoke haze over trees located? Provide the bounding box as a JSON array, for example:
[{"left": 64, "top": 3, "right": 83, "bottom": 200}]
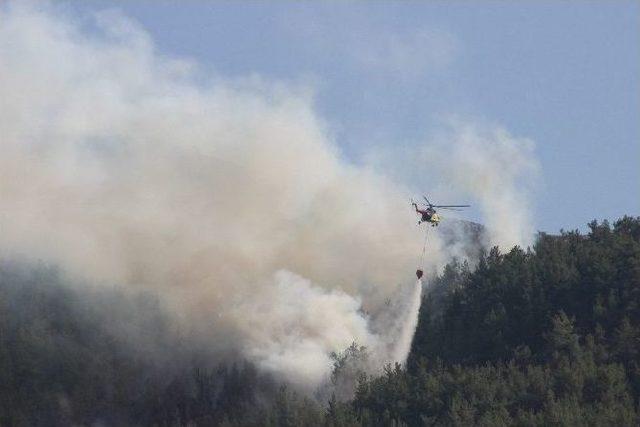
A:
[{"left": 2, "top": 217, "right": 639, "bottom": 425}]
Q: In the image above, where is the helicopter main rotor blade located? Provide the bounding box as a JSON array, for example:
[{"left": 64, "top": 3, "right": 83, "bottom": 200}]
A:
[{"left": 432, "top": 204, "right": 470, "bottom": 208}]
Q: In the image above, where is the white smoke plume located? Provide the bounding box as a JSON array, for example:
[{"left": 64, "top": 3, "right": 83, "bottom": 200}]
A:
[
  {"left": 0, "top": 3, "right": 538, "bottom": 391},
  {"left": 421, "top": 121, "right": 540, "bottom": 249}
]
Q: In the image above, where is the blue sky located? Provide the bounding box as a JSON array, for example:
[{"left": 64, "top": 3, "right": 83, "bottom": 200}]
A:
[{"left": 65, "top": 1, "right": 639, "bottom": 233}]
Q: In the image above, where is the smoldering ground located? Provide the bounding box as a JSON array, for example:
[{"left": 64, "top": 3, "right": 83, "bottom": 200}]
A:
[{"left": 0, "top": 2, "right": 538, "bottom": 396}]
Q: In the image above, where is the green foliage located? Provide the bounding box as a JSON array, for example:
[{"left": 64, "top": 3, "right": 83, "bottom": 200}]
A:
[{"left": 351, "top": 216, "right": 640, "bottom": 426}]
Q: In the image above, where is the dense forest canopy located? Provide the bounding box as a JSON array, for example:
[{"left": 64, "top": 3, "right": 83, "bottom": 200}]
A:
[{"left": 1, "top": 216, "right": 639, "bottom": 426}]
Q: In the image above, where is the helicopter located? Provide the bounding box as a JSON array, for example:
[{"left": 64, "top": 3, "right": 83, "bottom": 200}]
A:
[{"left": 412, "top": 196, "right": 470, "bottom": 226}]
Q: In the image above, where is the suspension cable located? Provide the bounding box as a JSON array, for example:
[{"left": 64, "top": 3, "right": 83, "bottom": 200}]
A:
[{"left": 418, "top": 227, "right": 428, "bottom": 268}]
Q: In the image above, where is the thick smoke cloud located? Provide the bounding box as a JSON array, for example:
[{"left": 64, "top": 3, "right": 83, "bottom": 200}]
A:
[
  {"left": 0, "top": 3, "right": 538, "bottom": 390},
  {"left": 0, "top": 3, "right": 428, "bottom": 387}
]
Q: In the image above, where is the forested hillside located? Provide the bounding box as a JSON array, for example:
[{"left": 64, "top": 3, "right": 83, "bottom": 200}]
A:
[
  {"left": 1, "top": 217, "right": 639, "bottom": 426},
  {"left": 355, "top": 216, "right": 640, "bottom": 426}
]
